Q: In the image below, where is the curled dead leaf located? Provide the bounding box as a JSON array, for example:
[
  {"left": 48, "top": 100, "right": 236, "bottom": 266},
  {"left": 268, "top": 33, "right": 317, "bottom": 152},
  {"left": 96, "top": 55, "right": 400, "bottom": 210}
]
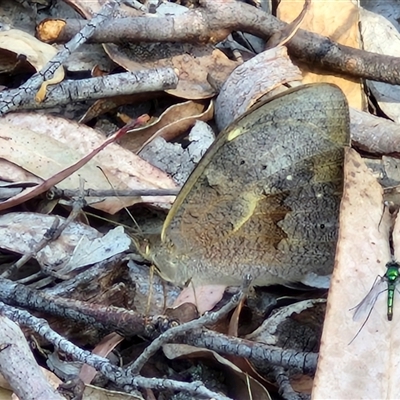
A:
[{"left": 0, "top": 29, "right": 64, "bottom": 102}]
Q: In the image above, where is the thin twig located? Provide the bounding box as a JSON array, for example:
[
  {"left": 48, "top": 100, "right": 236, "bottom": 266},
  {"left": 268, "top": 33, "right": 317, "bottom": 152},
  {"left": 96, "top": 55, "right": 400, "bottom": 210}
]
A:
[
  {"left": 128, "top": 277, "right": 251, "bottom": 374},
  {"left": 48, "top": 187, "right": 180, "bottom": 200},
  {"left": 1, "top": 217, "right": 61, "bottom": 279}
]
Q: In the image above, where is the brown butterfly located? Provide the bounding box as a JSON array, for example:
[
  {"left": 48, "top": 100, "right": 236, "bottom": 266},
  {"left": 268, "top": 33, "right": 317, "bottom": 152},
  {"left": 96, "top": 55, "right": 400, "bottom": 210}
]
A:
[{"left": 145, "top": 83, "right": 350, "bottom": 288}]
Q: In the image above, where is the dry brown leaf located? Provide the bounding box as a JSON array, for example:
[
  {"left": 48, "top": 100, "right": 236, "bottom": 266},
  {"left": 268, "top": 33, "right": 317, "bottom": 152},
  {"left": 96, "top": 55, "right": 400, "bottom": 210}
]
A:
[
  {"left": 360, "top": 8, "right": 400, "bottom": 123},
  {"left": 79, "top": 92, "right": 161, "bottom": 124},
  {"left": 278, "top": 0, "right": 363, "bottom": 109},
  {"left": 0, "top": 47, "right": 34, "bottom": 75},
  {"left": 215, "top": 46, "right": 302, "bottom": 131},
  {"left": 0, "top": 28, "right": 65, "bottom": 102},
  {"left": 313, "top": 148, "right": 400, "bottom": 398},
  {"left": 79, "top": 333, "right": 124, "bottom": 384},
  {"left": 105, "top": 42, "right": 238, "bottom": 99},
  {"left": 1, "top": 113, "right": 177, "bottom": 213},
  {"left": 162, "top": 343, "right": 272, "bottom": 400},
  {"left": 0, "top": 159, "right": 42, "bottom": 186},
  {"left": 0, "top": 121, "right": 134, "bottom": 211},
  {"left": 172, "top": 284, "right": 227, "bottom": 315},
  {"left": 120, "top": 100, "right": 213, "bottom": 153}
]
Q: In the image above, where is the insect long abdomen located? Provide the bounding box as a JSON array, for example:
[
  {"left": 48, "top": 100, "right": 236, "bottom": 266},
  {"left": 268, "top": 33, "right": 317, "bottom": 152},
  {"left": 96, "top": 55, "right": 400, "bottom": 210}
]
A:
[{"left": 387, "top": 282, "right": 395, "bottom": 321}]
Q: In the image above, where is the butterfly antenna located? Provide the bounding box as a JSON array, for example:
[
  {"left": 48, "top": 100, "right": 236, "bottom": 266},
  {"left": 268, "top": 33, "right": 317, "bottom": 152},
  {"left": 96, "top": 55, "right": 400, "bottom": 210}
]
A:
[
  {"left": 96, "top": 166, "right": 142, "bottom": 234},
  {"left": 188, "top": 279, "right": 199, "bottom": 313},
  {"left": 145, "top": 265, "right": 156, "bottom": 317}
]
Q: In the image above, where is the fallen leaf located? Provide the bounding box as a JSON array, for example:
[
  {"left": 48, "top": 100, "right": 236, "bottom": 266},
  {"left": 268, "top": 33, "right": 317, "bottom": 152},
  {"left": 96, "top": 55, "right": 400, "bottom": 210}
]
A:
[
  {"left": 0, "top": 212, "right": 114, "bottom": 271},
  {"left": 215, "top": 46, "right": 302, "bottom": 131},
  {"left": 277, "top": 0, "right": 363, "bottom": 109},
  {"left": 55, "top": 226, "right": 131, "bottom": 276},
  {"left": 313, "top": 148, "right": 400, "bottom": 398},
  {"left": 106, "top": 42, "right": 238, "bottom": 100},
  {"left": 120, "top": 100, "right": 213, "bottom": 153},
  {"left": 360, "top": 8, "right": 400, "bottom": 122},
  {"left": 0, "top": 29, "right": 65, "bottom": 102},
  {"left": 79, "top": 332, "right": 124, "bottom": 384},
  {"left": 172, "top": 285, "right": 227, "bottom": 315},
  {"left": 1, "top": 113, "right": 178, "bottom": 213},
  {"left": 163, "top": 343, "right": 272, "bottom": 400}
]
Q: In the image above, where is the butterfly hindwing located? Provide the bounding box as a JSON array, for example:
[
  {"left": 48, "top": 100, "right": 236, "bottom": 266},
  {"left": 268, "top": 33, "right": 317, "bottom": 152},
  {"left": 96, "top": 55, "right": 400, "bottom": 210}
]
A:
[{"left": 154, "top": 83, "right": 350, "bottom": 286}]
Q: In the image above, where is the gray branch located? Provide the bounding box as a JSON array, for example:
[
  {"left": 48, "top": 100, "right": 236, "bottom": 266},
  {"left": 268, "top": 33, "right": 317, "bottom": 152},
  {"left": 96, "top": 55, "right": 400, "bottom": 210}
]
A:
[
  {"left": 128, "top": 288, "right": 246, "bottom": 374},
  {"left": 0, "top": 271, "right": 148, "bottom": 337},
  {"left": 0, "top": 0, "right": 120, "bottom": 115},
  {"left": 9, "top": 68, "right": 178, "bottom": 111},
  {"left": 0, "top": 316, "right": 64, "bottom": 400},
  {"left": 0, "top": 302, "right": 232, "bottom": 400},
  {"left": 181, "top": 329, "right": 318, "bottom": 375}
]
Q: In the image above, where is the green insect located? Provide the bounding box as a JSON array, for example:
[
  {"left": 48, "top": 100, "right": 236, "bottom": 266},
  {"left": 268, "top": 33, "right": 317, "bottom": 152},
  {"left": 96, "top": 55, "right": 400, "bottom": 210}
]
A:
[{"left": 351, "top": 261, "right": 400, "bottom": 342}]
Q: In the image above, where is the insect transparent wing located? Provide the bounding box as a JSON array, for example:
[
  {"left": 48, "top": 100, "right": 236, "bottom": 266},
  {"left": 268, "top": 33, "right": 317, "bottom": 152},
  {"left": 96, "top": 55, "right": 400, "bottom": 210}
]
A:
[{"left": 352, "top": 275, "right": 387, "bottom": 322}]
